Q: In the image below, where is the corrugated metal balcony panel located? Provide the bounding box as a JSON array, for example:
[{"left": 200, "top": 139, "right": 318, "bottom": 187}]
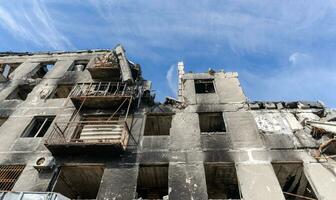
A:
[{"left": 78, "top": 124, "right": 126, "bottom": 144}]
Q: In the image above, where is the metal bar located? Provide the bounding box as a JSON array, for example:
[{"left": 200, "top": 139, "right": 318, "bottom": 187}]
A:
[
  {"left": 105, "top": 82, "right": 111, "bottom": 96},
  {"left": 107, "top": 98, "right": 128, "bottom": 122},
  {"left": 122, "top": 82, "right": 127, "bottom": 95},
  {"left": 0, "top": 165, "right": 24, "bottom": 191},
  {"left": 34, "top": 118, "right": 48, "bottom": 138},
  {"left": 54, "top": 123, "right": 66, "bottom": 143},
  {"left": 55, "top": 120, "right": 122, "bottom": 124},
  {"left": 113, "top": 82, "right": 119, "bottom": 95},
  {"left": 125, "top": 121, "right": 137, "bottom": 145},
  {"left": 283, "top": 192, "right": 317, "bottom": 200},
  {"left": 124, "top": 97, "right": 132, "bottom": 121},
  {"left": 95, "top": 82, "right": 101, "bottom": 96}
]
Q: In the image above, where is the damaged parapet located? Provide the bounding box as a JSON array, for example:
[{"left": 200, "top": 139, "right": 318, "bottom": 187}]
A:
[
  {"left": 88, "top": 44, "right": 139, "bottom": 83},
  {"left": 177, "top": 61, "right": 185, "bottom": 102},
  {"left": 251, "top": 100, "right": 336, "bottom": 159}
]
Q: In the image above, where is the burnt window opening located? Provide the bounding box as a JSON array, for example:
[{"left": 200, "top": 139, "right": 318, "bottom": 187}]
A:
[
  {"left": 22, "top": 116, "right": 55, "bottom": 138},
  {"left": 136, "top": 164, "right": 169, "bottom": 199},
  {"left": 0, "top": 117, "right": 8, "bottom": 127},
  {"left": 144, "top": 113, "right": 173, "bottom": 136},
  {"left": 31, "top": 62, "right": 55, "bottom": 79},
  {"left": 0, "top": 63, "right": 21, "bottom": 80},
  {"left": 204, "top": 163, "right": 241, "bottom": 199},
  {"left": 0, "top": 165, "right": 25, "bottom": 191},
  {"left": 195, "top": 79, "right": 215, "bottom": 94},
  {"left": 198, "top": 112, "right": 226, "bottom": 133},
  {"left": 53, "top": 84, "right": 74, "bottom": 98},
  {"left": 6, "top": 84, "right": 35, "bottom": 100},
  {"left": 272, "top": 163, "right": 317, "bottom": 200},
  {"left": 52, "top": 165, "right": 104, "bottom": 199},
  {"left": 68, "top": 60, "right": 89, "bottom": 71}
]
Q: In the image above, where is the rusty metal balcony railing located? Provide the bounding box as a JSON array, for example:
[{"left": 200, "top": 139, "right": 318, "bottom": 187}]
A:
[
  {"left": 69, "top": 82, "right": 138, "bottom": 98},
  {"left": 45, "top": 120, "right": 130, "bottom": 150}
]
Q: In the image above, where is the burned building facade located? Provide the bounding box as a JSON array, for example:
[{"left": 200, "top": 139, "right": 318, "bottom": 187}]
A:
[{"left": 0, "top": 46, "right": 335, "bottom": 200}]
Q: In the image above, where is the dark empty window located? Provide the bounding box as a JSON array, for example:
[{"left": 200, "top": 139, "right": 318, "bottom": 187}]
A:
[
  {"left": 199, "top": 112, "right": 226, "bottom": 132},
  {"left": 6, "top": 84, "right": 35, "bottom": 100},
  {"left": 53, "top": 165, "right": 104, "bottom": 199},
  {"left": 195, "top": 79, "right": 215, "bottom": 94},
  {"left": 0, "top": 63, "right": 21, "bottom": 80},
  {"left": 53, "top": 84, "right": 73, "bottom": 98},
  {"left": 144, "top": 113, "right": 173, "bottom": 136},
  {"left": 68, "top": 60, "right": 89, "bottom": 71},
  {"left": 0, "top": 117, "right": 8, "bottom": 127},
  {"left": 22, "top": 116, "right": 55, "bottom": 138},
  {"left": 204, "top": 163, "right": 241, "bottom": 199},
  {"left": 0, "top": 165, "right": 25, "bottom": 191},
  {"left": 136, "top": 164, "right": 169, "bottom": 199},
  {"left": 31, "top": 62, "right": 55, "bottom": 79},
  {"left": 272, "top": 163, "right": 317, "bottom": 200}
]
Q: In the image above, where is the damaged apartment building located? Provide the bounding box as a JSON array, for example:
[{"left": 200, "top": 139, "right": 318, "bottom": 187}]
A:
[{"left": 0, "top": 45, "right": 336, "bottom": 200}]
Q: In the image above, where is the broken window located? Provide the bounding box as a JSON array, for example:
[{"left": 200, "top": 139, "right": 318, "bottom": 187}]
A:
[
  {"left": 272, "top": 163, "right": 317, "bottom": 200},
  {"left": 0, "top": 165, "right": 25, "bottom": 191},
  {"left": 194, "top": 79, "right": 215, "bottom": 94},
  {"left": 68, "top": 60, "right": 89, "bottom": 71},
  {"left": 204, "top": 163, "right": 241, "bottom": 199},
  {"left": 144, "top": 113, "right": 173, "bottom": 136},
  {"left": 52, "top": 165, "right": 104, "bottom": 199},
  {"left": 21, "top": 116, "right": 55, "bottom": 138},
  {"left": 31, "top": 62, "right": 55, "bottom": 79},
  {"left": 136, "top": 164, "right": 169, "bottom": 199},
  {"left": 6, "top": 84, "right": 35, "bottom": 100},
  {"left": 198, "top": 112, "right": 226, "bottom": 133},
  {"left": 0, "top": 63, "right": 21, "bottom": 80},
  {"left": 52, "top": 84, "right": 73, "bottom": 98}
]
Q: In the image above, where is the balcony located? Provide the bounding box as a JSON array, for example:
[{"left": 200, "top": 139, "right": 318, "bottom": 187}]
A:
[
  {"left": 69, "top": 82, "right": 138, "bottom": 109},
  {"left": 87, "top": 46, "right": 135, "bottom": 83},
  {"left": 88, "top": 53, "right": 121, "bottom": 81},
  {"left": 45, "top": 120, "right": 131, "bottom": 155}
]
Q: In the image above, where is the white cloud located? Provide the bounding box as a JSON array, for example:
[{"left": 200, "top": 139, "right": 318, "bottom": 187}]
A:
[
  {"left": 240, "top": 53, "right": 336, "bottom": 107},
  {"left": 166, "top": 64, "right": 177, "bottom": 96},
  {"left": 0, "top": 0, "right": 74, "bottom": 50},
  {"left": 289, "top": 52, "right": 309, "bottom": 65}
]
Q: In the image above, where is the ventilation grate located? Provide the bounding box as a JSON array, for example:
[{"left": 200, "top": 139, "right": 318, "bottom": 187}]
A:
[{"left": 0, "top": 165, "right": 25, "bottom": 191}]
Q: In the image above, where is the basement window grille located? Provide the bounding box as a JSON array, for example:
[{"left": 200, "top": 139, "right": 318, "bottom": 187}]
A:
[
  {"left": 194, "top": 79, "right": 215, "bottom": 94},
  {"left": 198, "top": 112, "right": 226, "bottom": 133},
  {"left": 22, "top": 116, "right": 55, "bottom": 138},
  {"left": 0, "top": 165, "right": 25, "bottom": 191}
]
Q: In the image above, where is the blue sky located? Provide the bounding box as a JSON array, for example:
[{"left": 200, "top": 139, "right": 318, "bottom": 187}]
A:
[{"left": 0, "top": 0, "right": 335, "bottom": 107}]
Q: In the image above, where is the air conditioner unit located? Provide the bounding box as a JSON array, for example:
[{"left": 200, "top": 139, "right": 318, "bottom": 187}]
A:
[{"left": 33, "top": 157, "right": 55, "bottom": 171}]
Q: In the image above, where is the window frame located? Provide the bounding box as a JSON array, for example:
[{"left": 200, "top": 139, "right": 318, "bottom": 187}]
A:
[
  {"left": 194, "top": 79, "right": 216, "bottom": 94},
  {"left": 198, "top": 112, "right": 227, "bottom": 133},
  {"left": 21, "top": 115, "right": 55, "bottom": 138}
]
